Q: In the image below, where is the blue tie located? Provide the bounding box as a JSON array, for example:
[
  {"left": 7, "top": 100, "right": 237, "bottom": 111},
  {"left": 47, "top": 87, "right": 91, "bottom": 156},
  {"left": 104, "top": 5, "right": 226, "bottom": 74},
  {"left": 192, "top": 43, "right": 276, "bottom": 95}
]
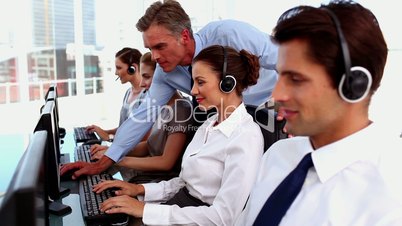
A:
[{"left": 253, "top": 153, "right": 314, "bottom": 226}]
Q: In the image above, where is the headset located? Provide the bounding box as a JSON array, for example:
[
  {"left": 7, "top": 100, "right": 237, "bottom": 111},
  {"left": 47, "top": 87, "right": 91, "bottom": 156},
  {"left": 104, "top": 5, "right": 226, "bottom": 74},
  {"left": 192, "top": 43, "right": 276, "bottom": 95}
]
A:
[
  {"left": 323, "top": 8, "right": 372, "bottom": 103},
  {"left": 220, "top": 46, "right": 237, "bottom": 93},
  {"left": 127, "top": 50, "right": 136, "bottom": 75}
]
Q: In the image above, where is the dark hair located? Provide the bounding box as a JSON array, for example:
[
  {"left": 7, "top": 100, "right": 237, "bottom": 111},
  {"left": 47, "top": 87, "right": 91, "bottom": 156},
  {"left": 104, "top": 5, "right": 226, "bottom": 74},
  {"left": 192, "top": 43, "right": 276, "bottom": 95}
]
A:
[
  {"left": 193, "top": 45, "right": 260, "bottom": 95},
  {"left": 273, "top": 0, "right": 387, "bottom": 94},
  {"left": 115, "top": 47, "right": 142, "bottom": 67},
  {"left": 140, "top": 52, "right": 156, "bottom": 70},
  {"left": 136, "top": 0, "right": 193, "bottom": 38}
]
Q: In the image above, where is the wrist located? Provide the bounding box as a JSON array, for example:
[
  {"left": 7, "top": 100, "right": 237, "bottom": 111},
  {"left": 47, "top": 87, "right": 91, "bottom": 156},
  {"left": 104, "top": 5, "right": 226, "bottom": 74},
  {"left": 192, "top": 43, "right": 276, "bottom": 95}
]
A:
[
  {"left": 108, "top": 134, "right": 114, "bottom": 142},
  {"left": 97, "top": 156, "right": 114, "bottom": 171},
  {"left": 136, "top": 184, "right": 145, "bottom": 196}
]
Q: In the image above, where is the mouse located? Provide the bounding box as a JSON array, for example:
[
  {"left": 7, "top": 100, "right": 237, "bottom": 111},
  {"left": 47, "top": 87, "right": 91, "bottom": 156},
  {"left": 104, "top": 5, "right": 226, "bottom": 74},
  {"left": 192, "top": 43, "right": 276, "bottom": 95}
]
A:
[{"left": 83, "top": 139, "right": 101, "bottom": 145}]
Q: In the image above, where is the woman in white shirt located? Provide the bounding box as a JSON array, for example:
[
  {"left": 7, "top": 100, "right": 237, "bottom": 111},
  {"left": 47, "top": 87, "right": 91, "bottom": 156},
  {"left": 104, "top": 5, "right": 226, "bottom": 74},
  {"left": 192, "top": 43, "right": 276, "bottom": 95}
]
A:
[{"left": 93, "top": 45, "right": 264, "bottom": 225}]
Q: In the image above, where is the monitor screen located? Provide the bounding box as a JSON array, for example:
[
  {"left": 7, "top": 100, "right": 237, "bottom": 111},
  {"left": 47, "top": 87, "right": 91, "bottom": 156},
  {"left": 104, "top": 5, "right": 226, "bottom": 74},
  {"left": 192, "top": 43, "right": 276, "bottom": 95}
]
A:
[
  {"left": 0, "top": 130, "right": 49, "bottom": 226},
  {"left": 44, "top": 90, "right": 62, "bottom": 160},
  {"left": 34, "top": 100, "right": 62, "bottom": 200}
]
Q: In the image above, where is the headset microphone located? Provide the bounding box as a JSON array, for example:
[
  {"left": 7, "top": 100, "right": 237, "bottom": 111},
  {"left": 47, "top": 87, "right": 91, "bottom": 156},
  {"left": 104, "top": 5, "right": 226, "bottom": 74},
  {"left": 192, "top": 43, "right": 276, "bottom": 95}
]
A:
[{"left": 115, "top": 76, "right": 119, "bottom": 81}]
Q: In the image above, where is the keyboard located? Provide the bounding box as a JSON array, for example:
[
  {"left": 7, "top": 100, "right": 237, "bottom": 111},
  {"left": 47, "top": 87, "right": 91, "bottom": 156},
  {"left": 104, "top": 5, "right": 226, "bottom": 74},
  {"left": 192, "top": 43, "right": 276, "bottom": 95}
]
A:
[
  {"left": 74, "top": 127, "right": 99, "bottom": 143},
  {"left": 75, "top": 145, "right": 96, "bottom": 163},
  {"left": 79, "top": 173, "right": 129, "bottom": 226}
]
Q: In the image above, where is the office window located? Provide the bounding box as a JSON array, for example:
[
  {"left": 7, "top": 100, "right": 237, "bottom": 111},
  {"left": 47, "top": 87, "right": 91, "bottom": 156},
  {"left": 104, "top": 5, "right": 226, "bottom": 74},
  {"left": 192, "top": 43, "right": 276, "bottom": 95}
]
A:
[{"left": 0, "top": 0, "right": 399, "bottom": 134}]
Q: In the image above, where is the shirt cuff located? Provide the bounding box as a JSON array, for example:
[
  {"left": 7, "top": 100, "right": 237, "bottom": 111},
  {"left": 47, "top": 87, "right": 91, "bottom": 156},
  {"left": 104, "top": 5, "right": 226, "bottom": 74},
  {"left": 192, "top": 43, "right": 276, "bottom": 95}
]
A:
[
  {"left": 142, "top": 183, "right": 163, "bottom": 202},
  {"left": 142, "top": 203, "right": 171, "bottom": 225}
]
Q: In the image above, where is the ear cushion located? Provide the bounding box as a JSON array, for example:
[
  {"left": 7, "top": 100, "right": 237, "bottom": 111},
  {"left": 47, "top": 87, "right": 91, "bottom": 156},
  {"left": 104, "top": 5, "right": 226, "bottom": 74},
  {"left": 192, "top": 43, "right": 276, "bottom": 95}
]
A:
[
  {"left": 219, "top": 75, "right": 237, "bottom": 93},
  {"left": 338, "top": 66, "right": 372, "bottom": 103},
  {"left": 127, "top": 65, "right": 136, "bottom": 75}
]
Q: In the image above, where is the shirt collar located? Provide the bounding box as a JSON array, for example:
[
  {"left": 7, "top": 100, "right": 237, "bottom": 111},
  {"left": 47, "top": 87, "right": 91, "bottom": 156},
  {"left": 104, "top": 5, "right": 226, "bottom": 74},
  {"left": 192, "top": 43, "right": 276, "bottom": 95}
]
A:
[
  {"left": 312, "top": 123, "right": 379, "bottom": 183},
  {"left": 194, "top": 34, "right": 203, "bottom": 60},
  {"left": 206, "top": 103, "right": 248, "bottom": 138}
]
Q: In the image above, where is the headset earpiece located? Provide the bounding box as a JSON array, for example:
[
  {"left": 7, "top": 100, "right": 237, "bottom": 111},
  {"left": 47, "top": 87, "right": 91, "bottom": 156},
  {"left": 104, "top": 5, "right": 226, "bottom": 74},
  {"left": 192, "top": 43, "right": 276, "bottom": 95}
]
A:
[
  {"left": 127, "top": 65, "right": 136, "bottom": 75},
  {"left": 220, "top": 75, "right": 236, "bottom": 93},
  {"left": 323, "top": 8, "right": 372, "bottom": 103},
  {"left": 220, "top": 47, "right": 237, "bottom": 93},
  {"left": 127, "top": 49, "right": 136, "bottom": 75},
  {"left": 338, "top": 66, "right": 372, "bottom": 103}
]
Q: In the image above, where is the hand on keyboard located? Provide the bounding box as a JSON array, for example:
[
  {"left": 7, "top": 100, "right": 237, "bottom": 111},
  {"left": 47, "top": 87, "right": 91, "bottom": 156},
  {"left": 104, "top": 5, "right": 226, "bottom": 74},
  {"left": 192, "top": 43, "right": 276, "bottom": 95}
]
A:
[
  {"left": 100, "top": 195, "right": 145, "bottom": 218},
  {"left": 60, "top": 161, "right": 91, "bottom": 180},
  {"left": 79, "top": 174, "right": 129, "bottom": 225},
  {"left": 93, "top": 179, "right": 144, "bottom": 197},
  {"left": 90, "top": 144, "right": 109, "bottom": 160},
  {"left": 85, "top": 125, "right": 109, "bottom": 141}
]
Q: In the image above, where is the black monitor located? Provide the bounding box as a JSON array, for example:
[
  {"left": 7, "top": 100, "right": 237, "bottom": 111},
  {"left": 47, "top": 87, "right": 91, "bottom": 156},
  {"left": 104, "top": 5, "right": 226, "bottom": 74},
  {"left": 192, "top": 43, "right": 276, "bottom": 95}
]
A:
[
  {"left": 34, "top": 100, "right": 69, "bottom": 200},
  {"left": 45, "top": 91, "right": 59, "bottom": 124},
  {"left": 45, "top": 85, "right": 66, "bottom": 140},
  {"left": 0, "top": 130, "right": 49, "bottom": 226},
  {"left": 44, "top": 90, "right": 63, "bottom": 156},
  {"left": 44, "top": 83, "right": 57, "bottom": 100}
]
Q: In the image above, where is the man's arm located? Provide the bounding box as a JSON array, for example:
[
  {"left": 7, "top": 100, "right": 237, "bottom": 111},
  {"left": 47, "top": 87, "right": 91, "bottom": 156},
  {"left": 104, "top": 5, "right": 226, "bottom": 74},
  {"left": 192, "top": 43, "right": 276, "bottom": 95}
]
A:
[
  {"left": 105, "top": 66, "right": 176, "bottom": 162},
  {"left": 63, "top": 66, "right": 184, "bottom": 177}
]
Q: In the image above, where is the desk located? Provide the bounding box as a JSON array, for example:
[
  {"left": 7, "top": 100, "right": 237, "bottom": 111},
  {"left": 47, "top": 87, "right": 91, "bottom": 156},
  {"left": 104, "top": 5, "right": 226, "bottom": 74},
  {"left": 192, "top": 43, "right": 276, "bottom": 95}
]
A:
[
  {"left": 0, "top": 133, "right": 31, "bottom": 193},
  {"left": 0, "top": 131, "right": 141, "bottom": 225},
  {"left": 49, "top": 132, "right": 142, "bottom": 226},
  {"left": 51, "top": 178, "right": 143, "bottom": 226}
]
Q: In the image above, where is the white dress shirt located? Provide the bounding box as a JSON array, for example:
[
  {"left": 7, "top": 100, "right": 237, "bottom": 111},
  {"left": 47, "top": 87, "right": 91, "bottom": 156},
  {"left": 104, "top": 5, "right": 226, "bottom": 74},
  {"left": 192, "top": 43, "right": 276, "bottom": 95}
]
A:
[
  {"left": 105, "top": 19, "right": 278, "bottom": 162},
  {"left": 236, "top": 123, "right": 402, "bottom": 226},
  {"left": 141, "top": 103, "right": 264, "bottom": 225}
]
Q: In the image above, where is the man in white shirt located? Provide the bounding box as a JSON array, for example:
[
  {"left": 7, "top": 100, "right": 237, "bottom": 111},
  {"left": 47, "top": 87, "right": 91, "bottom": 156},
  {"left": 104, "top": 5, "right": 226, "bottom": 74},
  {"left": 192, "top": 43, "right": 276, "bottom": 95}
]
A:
[{"left": 236, "top": 1, "right": 402, "bottom": 225}]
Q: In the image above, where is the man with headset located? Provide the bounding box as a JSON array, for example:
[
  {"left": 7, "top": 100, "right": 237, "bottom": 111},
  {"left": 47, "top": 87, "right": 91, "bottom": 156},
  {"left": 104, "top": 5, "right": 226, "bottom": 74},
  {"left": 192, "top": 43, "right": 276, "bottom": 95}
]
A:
[
  {"left": 60, "top": 0, "right": 278, "bottom": 177},
  {"left": 235, "top": 1, "right": 402, "bottom": 225}
]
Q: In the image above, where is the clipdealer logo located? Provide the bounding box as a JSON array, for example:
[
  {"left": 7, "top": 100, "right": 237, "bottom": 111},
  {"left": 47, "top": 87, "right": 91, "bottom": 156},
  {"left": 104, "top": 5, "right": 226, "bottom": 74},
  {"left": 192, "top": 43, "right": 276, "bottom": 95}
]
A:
[{"left": 129, "top": 97, "right": 278, "bottom": 132}]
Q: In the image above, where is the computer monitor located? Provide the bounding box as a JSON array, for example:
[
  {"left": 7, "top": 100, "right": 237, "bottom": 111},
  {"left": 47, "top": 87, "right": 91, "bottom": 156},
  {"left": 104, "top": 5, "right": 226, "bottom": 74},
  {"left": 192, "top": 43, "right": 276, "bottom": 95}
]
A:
[
  {"left": 45, "top": 86, "right": 66, "bottom": 140},
  {"left": 44, "top": 83, "right": 57, "bottom": 100},
  {"left": 0, "top": 130, "right": 49, "bottom": 226},
  {"left": 34, "top": 100, "right": 67, "bottom": 200}
]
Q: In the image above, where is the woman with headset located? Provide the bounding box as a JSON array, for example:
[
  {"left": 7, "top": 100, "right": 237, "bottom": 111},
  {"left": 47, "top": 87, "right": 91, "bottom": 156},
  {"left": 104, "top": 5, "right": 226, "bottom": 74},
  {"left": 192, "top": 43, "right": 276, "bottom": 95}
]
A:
[
  {"left": 85, "top": 47, "right": 147, "bottom": 142},
  {"left": 89, "top": 52, "right": 194, "bottom": 183},
  {"left": 93, "top": 45, "right": 264, "bottom": 225}
]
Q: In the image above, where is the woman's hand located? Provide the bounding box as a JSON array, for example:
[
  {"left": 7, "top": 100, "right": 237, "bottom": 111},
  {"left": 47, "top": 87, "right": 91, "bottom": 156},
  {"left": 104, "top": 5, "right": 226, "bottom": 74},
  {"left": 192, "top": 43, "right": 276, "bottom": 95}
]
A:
[
  {"left": 90, "top": 144, "right": 108, "bottom": 160},
  {"left": 100, "top": 195, "right": 144, "bottom": 218},
  {"left": 92, "top": 179, "right": 144, "bottom": 197},
  {"left": 86, "top": 125, "right": 109, "bottom": 141}
]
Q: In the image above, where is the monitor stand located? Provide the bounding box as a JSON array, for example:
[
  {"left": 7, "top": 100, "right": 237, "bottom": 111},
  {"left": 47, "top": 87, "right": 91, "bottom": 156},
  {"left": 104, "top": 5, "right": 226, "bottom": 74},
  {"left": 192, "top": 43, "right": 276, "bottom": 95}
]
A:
[
  {"left": 49, "top": 186, "right": 72, "bottom": 216},
  {"left": 59, "top": 153, "right": 70, "bottom": 164},
  {"left": 49, "top": 201, "right": 72, "bottom": 216}
]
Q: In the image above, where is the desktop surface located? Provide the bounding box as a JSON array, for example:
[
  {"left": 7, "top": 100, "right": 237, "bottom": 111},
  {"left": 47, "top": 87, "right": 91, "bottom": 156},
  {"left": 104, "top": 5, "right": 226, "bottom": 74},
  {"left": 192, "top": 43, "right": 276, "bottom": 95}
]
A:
[
  {"left": 0, "top": 133, "right": 31, "bottom": 193},
  {"left": 0, "top": 130, "right": 135, "bottom": 225}
]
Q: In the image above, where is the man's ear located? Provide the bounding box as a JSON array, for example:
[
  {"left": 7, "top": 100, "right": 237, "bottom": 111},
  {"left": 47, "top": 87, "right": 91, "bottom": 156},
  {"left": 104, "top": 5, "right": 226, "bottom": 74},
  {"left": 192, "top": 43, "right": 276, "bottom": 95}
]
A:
[{"left": 181, "top": 28, "right": 191, "bottom": 44}]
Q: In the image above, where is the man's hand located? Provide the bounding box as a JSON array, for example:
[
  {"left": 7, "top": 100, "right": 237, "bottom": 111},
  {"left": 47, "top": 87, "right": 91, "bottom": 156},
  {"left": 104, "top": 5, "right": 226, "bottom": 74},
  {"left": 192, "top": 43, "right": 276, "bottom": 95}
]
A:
[{"left": 60, "top": 156, "right": 114, "bottom": 179}]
